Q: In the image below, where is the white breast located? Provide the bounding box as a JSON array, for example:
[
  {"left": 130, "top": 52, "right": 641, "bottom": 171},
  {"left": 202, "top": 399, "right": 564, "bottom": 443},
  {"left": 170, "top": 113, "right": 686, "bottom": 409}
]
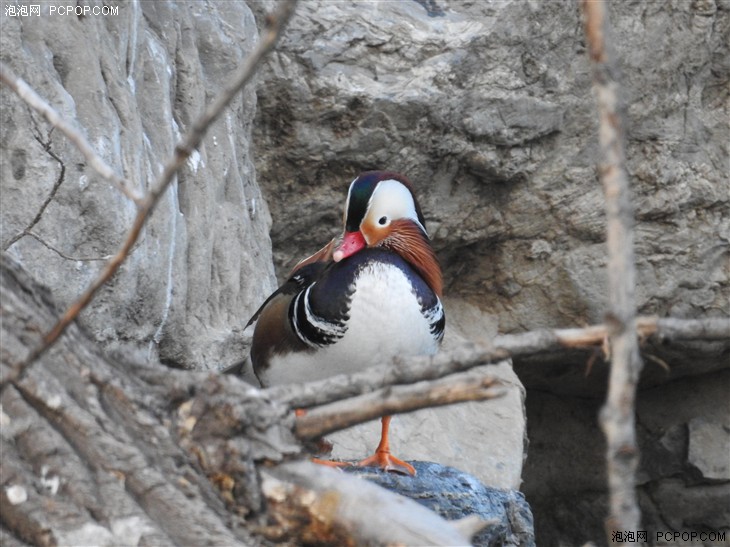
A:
[{"left": 264, "top": 263, "right": 439, "bottom": 387}]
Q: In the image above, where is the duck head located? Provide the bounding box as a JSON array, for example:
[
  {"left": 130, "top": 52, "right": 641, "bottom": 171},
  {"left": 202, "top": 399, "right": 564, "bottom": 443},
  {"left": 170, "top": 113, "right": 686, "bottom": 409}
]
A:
[{"left": 333, "top": 171, "right": 442, "bottom": 296}]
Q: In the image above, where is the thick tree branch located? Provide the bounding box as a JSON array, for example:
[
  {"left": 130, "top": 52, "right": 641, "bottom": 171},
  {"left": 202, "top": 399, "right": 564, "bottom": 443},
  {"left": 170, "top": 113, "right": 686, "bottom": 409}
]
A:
[
  {"left": 582, "top": 0, "right": 644, "bottom": 541},
  {"left": 267, "top": 316, "right": 729, "bottom": 410},
  {"left": 295, "top": 365, "right": 504, "bottom": 440},
  {"left": 262, "top": 462, "right": 477, "bottom": 546},
  {"left": 0, "top": 255, "right": 272, "bottom": 545},
  {"left": 15, "top": 0, "right": 298, "bottom": 367}
]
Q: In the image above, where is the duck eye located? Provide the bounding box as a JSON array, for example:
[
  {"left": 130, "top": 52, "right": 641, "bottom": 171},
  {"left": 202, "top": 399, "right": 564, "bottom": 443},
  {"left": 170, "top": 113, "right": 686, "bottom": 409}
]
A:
[{"left": 378, "top": 216, "right": 388, "bottom": 226}]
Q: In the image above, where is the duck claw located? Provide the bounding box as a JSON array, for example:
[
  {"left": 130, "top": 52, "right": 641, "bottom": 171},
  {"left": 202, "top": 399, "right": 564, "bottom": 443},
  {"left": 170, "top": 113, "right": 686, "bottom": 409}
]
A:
[{"left": 357, "top": 450, "right": 416, "bottom": 476}]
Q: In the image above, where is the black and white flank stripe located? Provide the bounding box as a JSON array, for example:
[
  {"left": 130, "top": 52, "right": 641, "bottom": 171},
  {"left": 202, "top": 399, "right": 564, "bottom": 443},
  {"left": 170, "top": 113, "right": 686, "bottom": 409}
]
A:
[
  {"left": 423, "top": 298, "right": 445, "bottom": 341},
  {"left": 290, "top": 283, "right": 348, "bottom": 348}
]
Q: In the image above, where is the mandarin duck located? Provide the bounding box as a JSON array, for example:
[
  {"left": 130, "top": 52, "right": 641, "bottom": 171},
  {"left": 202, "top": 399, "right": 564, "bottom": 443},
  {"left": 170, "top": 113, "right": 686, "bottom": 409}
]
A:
[{"left": 248, "top": 171, "right": 445, "bottom": 475}]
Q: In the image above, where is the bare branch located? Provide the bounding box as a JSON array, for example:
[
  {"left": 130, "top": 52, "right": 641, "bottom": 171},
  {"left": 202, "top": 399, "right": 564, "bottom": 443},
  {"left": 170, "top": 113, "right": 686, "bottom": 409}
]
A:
[
  {"left": 267, "top": 315, "right": 729, "bottom": 410},
  {"left": 266, "top": 343, "right": 509, "bottom": 409},
  {"left": 295, "top": 365, "right": 504, "bottom": 440},
  {"left": 0, "top": 63, "right": 141, "bottom": 204},
  {"left": 20, "top": 0, "right": 298, "bottom": 366},
  {"left": 582, "top": 0, "right": 644, "bottom": 541},
  {"left": 263, "top": 462, "right": 476, "bottom": 546},
  {"left": 648, "top": 316, "right": 730, "bottom": 340}
]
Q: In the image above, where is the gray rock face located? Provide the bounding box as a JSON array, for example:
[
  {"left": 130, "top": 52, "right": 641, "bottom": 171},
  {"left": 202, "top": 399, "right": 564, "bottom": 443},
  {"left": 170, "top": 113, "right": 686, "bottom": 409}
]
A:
[
  {"left": 346, "top": 461, "right": 535, "bottom": 547},
  {"left": 251, "top": 0, "right": 728, "bottom": 333},
  {"left": 523, "top": 370, "right": 730, "bottom": 545},
  {"left": 688, "top": 417, "right": 730, "bottom": 481},
  {"left": 1, "top": 2, "right": 274, "bottom": 370}
]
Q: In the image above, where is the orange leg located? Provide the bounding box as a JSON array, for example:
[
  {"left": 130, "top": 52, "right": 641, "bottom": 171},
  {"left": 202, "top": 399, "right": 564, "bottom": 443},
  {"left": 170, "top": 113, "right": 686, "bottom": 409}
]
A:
[{"left": 356, "top": 416, "right": 416, "bottom": 476}]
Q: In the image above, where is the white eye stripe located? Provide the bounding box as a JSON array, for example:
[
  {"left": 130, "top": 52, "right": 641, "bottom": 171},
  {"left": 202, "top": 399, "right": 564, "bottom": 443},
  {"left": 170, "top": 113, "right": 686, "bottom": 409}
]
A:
[{"left": 368, "top": 179, "right": 427, "bottom": 235}]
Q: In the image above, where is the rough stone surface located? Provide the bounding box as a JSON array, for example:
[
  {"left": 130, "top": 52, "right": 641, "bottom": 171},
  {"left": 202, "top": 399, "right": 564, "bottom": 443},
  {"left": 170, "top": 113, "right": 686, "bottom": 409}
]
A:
[
  {"left": 637, "top": 370, "right": 730, "bottom": 538},
  {"left": 1, "top": 2, "right": 274, "bottom": 370},
  {"left": 523, "top": 370, "right": 730, "bottom": 545},
  {"left": 688, "top": 418, "right": 730, "bottom": 481},
  {"left": 345, "top": 461, "right": 535, "bottom": 547},
  {"left": 251, "top": 0, "right": 729, "bottom": 335}
]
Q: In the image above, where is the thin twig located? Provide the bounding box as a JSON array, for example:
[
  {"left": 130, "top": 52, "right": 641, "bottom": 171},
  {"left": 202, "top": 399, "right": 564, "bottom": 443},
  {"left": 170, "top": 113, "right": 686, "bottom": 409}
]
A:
[
  {"left": 0, "top": 64, "right": 141, "bottom": 204},
  {"left": 267, "top": 316, "right": 729, "bottom": 410},
  {"left": 582, "top": 0, "right": 643, "bottom": 541},
  {"left": 19, "top": 0, "right": 298, "bottom": 366},
  {"left": 296, "top": 366, "right": 504, "bottom": 440}
]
